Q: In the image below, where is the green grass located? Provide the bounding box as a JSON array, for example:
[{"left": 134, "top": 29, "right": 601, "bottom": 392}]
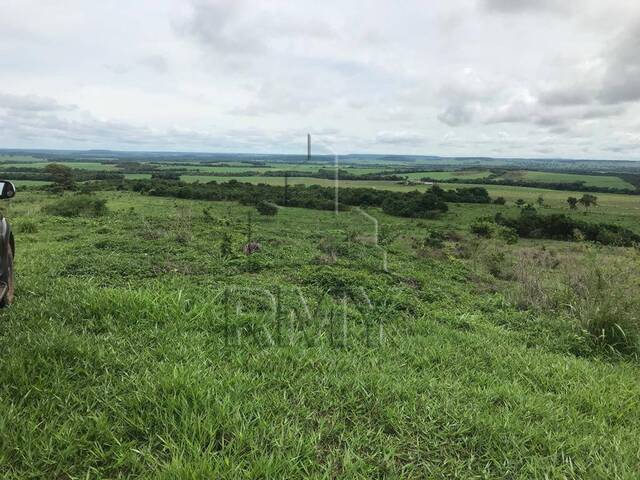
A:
[
  {"left": 1, "top": 190, "right": 640, "bottom": 477},
  {"left": 124, "top": 173, "right": 152, "bottom": 180},
  {"left": 400, "top": 169, "right": 634, "bottom": 189},
  {"left": 498, "top": 170, "right": 634, "bottom": 189},
  {"left": 163, "top": 164, "right": 392, "bottom": 176},
  {"left": 11, "top": 180, "right": 51, "bottom": 187},
  {"left": 403, "top": 170, "right": 492, "bottom": 181},
  {"left": 181, "top": 175, "right": 413, "bottom": 189},
  {"left": 179, "top": 175, "right": 640, "bottom": 224}
]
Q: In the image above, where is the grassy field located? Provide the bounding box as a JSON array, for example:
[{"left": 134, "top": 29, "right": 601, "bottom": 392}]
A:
[
  {"left": 0, "top": 157, "right": 634, "bottom": 191},
  {"left": 159, "top": 164, "right": 393, "bottom": 175},
  {"left": 403, "top": 170, "right": 492, "bottom": 181},
  {"left": 179, "top": 175, "right": 640, "bottom": 225},
  {"left": 498, "top": 170, "right": 634, "bottom": 189},
  {"left": 124, "top": 173, "right": 152, "bottom": 180},
  {"left": 1, "top": 189, "right": 639, "bottom": 477},
  {"left": 400, "top": 169, "right": 634, "bottom": 189}
]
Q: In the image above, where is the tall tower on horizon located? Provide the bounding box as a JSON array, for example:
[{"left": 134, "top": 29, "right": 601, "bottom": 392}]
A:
[{"left": 307, "top": 133, "right": 311, "bottom": 162}]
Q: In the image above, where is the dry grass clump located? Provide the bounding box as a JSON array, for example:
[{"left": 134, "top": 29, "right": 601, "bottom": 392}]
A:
[{"left": 507, "top": 246, "right": 640, "bottom": 356}]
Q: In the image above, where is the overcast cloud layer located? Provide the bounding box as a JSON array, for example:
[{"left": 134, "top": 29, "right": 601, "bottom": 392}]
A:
[{"left": 1, "top": 0, "right": 640, "bottom": 159}]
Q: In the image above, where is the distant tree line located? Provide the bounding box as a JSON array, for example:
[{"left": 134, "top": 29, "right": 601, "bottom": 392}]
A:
[
  {"left": 418, "top": 176, "right": 638, "bottom": 195},
  {"left": 123, "top": 178, "right": 492, "bottom": 219},
  {"left": 262, "top": 169, "right": 405, "bottom": 181},
  {"left": 0, "top": 167, "right": 123, "bottom": 184}
]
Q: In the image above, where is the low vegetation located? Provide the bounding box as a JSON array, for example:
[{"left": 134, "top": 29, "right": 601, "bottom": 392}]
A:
[
  {"left": 42, "top": 194, "right": 108, "bottom": 217},
  {"left": 495, "top": 210, "right": 640, "bottom": 246},
  {"left": 1, "top": 157, "right": 640, "bottom": 477}
]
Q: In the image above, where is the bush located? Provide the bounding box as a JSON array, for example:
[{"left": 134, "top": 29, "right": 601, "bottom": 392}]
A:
[
  {"left": 256, "top": 200, "right": 278, "bottom": 216},
  {"left": 498, "top": 226, "right": 518, "bottom": 244},
  {"left": 422, "top": 230, "right": 446, "bottom": 248},
  {"left": 42, "top": 195, "right": 108, "bottom": 217},
  {"left": 495, "top": 211, "right": 640, "bottom": 246},
  {"left": 493, "top": 196, "right": 506, "bottom": 205},
  {"left": 470, "top": 221, "right": 493, "bottom": 238}
]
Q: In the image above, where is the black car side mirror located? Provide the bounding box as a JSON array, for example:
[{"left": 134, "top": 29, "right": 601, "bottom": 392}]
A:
[{"left": 0, "top": 181, "right": 16, "bottom": 200}]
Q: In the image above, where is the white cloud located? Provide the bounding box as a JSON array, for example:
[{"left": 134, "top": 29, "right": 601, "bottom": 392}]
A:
[{"left": 0, "top": 0, "right": 639, "bottom": 159}]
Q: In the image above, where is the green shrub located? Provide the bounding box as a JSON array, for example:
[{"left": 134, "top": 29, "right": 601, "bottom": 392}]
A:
[
  {"left": 256, "top": 200, "right": 278, "bottom": 216},
  {"left": 470, "top": 221, "right": 493, "bottom": 238},
  {"left": 496, "top": 211, "right": 640, "bottom": 246},
  {"left": 498, "top": 226, "right": 518, "bottom": 244},
  {"left": 42, "top": 195, "right": 108, "bottom": 217},
  {"left": 422, "top": 230, "right": 447, "bottom": 249}
]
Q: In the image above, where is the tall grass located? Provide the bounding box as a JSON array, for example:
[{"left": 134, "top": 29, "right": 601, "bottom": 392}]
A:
[
  {"left": 42, "top": 194, "right": 108, "bottom": 217},
  {"left": 506, "top": 247, "right": 640, "bottom": 356}
]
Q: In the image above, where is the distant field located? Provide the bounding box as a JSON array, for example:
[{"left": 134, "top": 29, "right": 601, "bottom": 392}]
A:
[
  {"left": 0, "top": 161, "right": 117, "bottom": 171},
  {"left": 403, "top": 170, "right": 492, "bottom": 181},
  {"left": 161, "top": 163, "right": 392, "bottom": 175},
  {"left": 123, "top": 173, "right": 152, "bottom": 180},
  {"left": 158, "top": 164, "right": 273, "bottom": 173},
  {"left": 177, "top": 174, "right": 640, "bottom": 221},
  {"left": 180, "top": 175, "right": 403, "bottom": 188},
  {"left": 0, "top": 155, "right": 41, "bottom": 162},
  {"left": 498, "top": 170, "right": 634, "bottom": 189},
  {"left": 0, "top": 158, "right": 633, "bottom": 190},
  {"left": 402, "top": 169, "right": 634, "bottom": 189}
]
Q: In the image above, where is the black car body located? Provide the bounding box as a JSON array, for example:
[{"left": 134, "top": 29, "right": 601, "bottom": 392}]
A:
[{"left": 0, "top": 181, "right": 16, "bottom": 306}]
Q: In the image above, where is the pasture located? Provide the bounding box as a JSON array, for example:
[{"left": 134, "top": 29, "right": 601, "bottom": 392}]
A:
[{"left": 0, "top": 188, "right": 639, "bottom": 477}]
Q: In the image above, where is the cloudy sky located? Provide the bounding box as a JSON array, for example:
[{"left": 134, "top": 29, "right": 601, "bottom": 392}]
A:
[{"left": 1, "top": 0, "right": 640, "bottom": 159}]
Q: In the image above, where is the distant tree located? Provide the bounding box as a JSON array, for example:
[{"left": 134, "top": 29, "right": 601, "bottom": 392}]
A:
[
  {"left": 536, "top": 195, "right": 545, "bottom": 207},
  {"left": 151, "top": 172, "right": 180, "bottom": 181},
  {"left": 515, "top": 199, "right": 525, "bottom": 208},
  {"left": 493, "top": 196, "right": 506, "bottom": 205},
  {"left": 567, "top": 197, "right": 578, "bottom": 210},
  {"left": 45, "top": 163, "right": 75, "bottom": 190},
  {"left": 578, "top": 194, "right": 598, "bottom": 213},
  {"left": 256, "top": 200, "right": 278, "bottom": 216}
]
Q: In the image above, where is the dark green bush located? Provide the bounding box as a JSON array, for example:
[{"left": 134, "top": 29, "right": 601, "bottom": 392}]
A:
[
  {"left": 498, "top": 226, "right": 519, "bottom": 244},
  {"left": 495, "top": 211, "right": 640, "bottom": 246},
  {"left": 470, "top": 221, "right": 493, "bottom": 238},
  {"left": 43, "top": 195, "right": 108, "bottom": 217},
  {"left": 256, "top": 200, "right": 278, "bottom": 216}
]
